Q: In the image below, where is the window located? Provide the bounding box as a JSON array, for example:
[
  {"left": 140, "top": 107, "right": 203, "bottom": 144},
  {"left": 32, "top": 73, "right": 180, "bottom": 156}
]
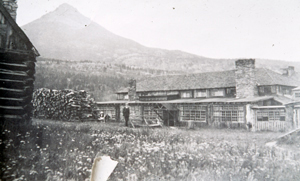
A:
[
  {"left": 213, "top": 105, "right": 244, "bottom": 122},
  {"left": 259, "top": 87, "right": 264, "bottom": 93},
  {"left": 117, "top": 94, "right": 127, "bottom": 100},
  {"left": 226, "top": 88, "right": 236, "bottom": 97},
  {"left": 295, "top": 93, "right": 300, "bottom": 98},
  {"left": 282, "top": 87, "right": 291, "bottom": 95},
  {"left": 124, "top": 94, "right": 129, "bottom": 100},
  {"left": 144, "top": 106, "right": 163, "bottom": 120},
  {"left": 181, "top": 91, "right": 193, "bottom": 98},
  {"left": 178, "top": 104, "right": 206, "bottom": 122},
  {"left": 210, "top": 89, "right": 224, "bottom": 97},
  {"left": 141, "top": 92, "right": 149, "bottom": 96},
  {"left": 256, "top": 109, "right": 285, "bottom": 121},
  {"left": 195, "top": 90, "right": 207, "bottom": 98},
  {"left": 167, "top": 91, "right": 179, "bottom": 95},
  {"left": 271, "top": 86, "right": 276, "bottom": 93},
  {"left": 153, "top": 91, "right": 166, "bottom": 96}
]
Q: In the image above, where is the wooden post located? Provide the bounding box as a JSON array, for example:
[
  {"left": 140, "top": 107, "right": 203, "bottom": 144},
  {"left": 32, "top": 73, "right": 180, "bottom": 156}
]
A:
[
  {"left": 207, "top": 103, "right": 212, "bottom": 126},
  {"left": 285, "top": 105, "right": 294, "bottom": 131},
  {"left": 141, "top": 104, "right": 144, "bottom": 120},
  {"left": 115, "top": 104, "right": 120, "bottom": 122}
]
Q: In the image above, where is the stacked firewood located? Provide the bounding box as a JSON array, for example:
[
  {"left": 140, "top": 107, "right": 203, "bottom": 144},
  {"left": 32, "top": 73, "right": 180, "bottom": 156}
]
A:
[{"left": 32, "top": 88, "right": 99, "bottom": 121}]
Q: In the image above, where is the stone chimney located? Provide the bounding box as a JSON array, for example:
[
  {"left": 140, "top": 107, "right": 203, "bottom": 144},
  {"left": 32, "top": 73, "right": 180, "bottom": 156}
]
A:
[
  {"left": 1, "top": 0, "right": 18, "bottom": 20},
  {"left": 287, "top": 66, "right": 295, "bottom": 77},
  {"left": 235, "top": 59, "right": 258, "bottom": 98},
  {"left": 128, "top": 79, "right": 137, "bottom": 101}
]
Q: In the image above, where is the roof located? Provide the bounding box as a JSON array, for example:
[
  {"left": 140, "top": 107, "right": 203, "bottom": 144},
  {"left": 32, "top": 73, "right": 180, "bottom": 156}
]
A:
[
  {"left": 117, "top": 68, "right": 300, "bottom": 93},
  {"left": 255, "top": 68, "right": 300, "bottom": 87},
  {"left": 251, "top": 106, "right": 286, "bottom": 109},
  {"left": 273, "top": 95, "right": 294, "bottom": 104},
  {"left": 97, "top": 96, "right": 275, "bottom": 105},
  {"left": 293, "top": 86, "right": 300, "bottom": 91},
  {"left": 118, "top": 70, "right": 236, "bottom": 93},
  {"left": 0, "top": 3, "right": 39, "bottom": 56}
]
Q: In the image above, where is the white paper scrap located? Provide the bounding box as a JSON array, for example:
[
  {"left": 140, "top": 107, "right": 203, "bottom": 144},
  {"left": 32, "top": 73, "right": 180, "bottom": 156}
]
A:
[{"left": 90, "top": 156, "right": 118, "bottom": 181}]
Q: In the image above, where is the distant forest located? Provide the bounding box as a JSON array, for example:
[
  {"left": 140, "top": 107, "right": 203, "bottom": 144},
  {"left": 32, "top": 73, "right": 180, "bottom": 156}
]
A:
[
  {"left": 34, "top": 58, "right": 182, "bottom": 101},
  {"left": 34, "top": 57, "right": 299, "bottom": 101}
]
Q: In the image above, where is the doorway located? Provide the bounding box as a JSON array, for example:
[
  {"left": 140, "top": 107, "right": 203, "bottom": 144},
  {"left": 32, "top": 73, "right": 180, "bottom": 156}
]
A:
[{"left": 163, "top": 110, "right": 178, "bottom": 126}]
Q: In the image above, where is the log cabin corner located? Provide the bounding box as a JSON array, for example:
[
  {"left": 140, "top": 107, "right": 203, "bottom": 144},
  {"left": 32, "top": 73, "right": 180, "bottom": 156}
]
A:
[{"left": 0, "top": 0, "right": 39, "bottom": 126}]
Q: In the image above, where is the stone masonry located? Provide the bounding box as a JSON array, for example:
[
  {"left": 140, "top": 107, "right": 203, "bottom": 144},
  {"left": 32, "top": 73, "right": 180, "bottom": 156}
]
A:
[
  {"left": 235, "top": 59, "right": 258, "bottom": 98},
  {"left": 128, "top": 79, "right": 137, "bottom": 101},
  {"left": 1, "top": 0, "right": 17, "bottom": 20}
]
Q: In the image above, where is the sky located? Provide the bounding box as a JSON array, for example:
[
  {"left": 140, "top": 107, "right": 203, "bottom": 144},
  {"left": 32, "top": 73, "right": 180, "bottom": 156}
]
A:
[{"left": 17, "top": 0, "right": 300, "bottom": 62}]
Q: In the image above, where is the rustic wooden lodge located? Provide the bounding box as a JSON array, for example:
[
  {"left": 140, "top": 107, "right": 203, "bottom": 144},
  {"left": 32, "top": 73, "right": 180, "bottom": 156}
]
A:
[
  {"left": 0, "top": 0, "right": 39, "bottom": 125},
  {"left": 97, "top": 59, "right": 300, "bottom": 131}
]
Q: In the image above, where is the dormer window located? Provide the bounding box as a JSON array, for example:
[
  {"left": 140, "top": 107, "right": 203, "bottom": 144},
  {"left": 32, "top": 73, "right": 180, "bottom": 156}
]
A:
[
  {"left": 259, "top": 87, "right": 264, "bottom": 93},
  {"left": 195, "top": 90, "right": 207, "bottom": 98},
  {"left": 124, "top": 94, "right": 129, "bottom": 100},
  {"left": 210, "top": 89, "right": 224, "bottom": 97},
  {"left": 271, "top": 86, "right": 276, "bottom": 93},
  {"left": 181, "top": 91, "right": 192, "bottom": 98}
]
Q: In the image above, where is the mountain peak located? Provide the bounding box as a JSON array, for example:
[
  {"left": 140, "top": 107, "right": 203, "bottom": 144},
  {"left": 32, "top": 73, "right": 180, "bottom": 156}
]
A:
[
  {"left": 55, "top": 3, "right": 78, "bottom": 13},
  {"left": 38, "top": 3, "right": 92, "bottom": 29}
]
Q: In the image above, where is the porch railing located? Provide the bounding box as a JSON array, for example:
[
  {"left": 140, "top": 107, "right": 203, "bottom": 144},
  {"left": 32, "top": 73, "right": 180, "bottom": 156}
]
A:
[{"left": 255, "top": 121, "right": 286, "bottom": 131}]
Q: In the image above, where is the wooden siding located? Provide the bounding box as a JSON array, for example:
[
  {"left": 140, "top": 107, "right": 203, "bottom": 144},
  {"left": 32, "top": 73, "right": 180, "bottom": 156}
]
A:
[
  {"left": 293, "top": 109, "right": 300, "bottom": 129},
  {"left": 255, "top": 121, "right": 286, "bottom": 131},
  {"left": 253, "top": 108, "right": 287, "bottom": 131},
  {"left": 211, "top": 121, "right": 247, "bottom": 129}
]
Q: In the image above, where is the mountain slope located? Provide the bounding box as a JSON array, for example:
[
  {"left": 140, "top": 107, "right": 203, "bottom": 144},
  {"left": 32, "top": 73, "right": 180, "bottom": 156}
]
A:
[
  {"left": 21, "top": 3, "right": 235, "bottom": 72},
  {"left": 22, "top": 3, "right": 300, "bottom": 73}
]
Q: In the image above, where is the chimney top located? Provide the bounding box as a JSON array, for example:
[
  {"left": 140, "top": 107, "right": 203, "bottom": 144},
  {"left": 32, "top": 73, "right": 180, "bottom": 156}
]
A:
[
  {"left": 287, "top": 66, "right": 295, "bottom": 77},
  {"left": 2, "top": 0, "right": 18, "bottom": 20},
  {"left": 128, "top": 79, "right": 137, "bottom": 101},
  {"left": 235, "top": 59, "right": 255, "bottom": 69},
  {"left": 235, "top": 59, "right": 257, "bottom": 98}
]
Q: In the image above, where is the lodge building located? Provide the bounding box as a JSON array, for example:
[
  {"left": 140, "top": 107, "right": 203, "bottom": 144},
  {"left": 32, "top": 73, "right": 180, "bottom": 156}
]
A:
[{"left": 98, "top": 59, "right": 300, "bottom": 131}]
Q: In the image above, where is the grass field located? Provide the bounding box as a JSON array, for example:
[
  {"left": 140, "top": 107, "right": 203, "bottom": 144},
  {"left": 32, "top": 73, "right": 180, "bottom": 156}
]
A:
[{"left": 1, "top": 119, "right": 300, "bottom": 180}]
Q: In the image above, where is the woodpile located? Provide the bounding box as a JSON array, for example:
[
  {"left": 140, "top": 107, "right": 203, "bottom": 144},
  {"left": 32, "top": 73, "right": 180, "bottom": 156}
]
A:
[{"left": 32, "top": 88, "right": 99, "bottom": 121}]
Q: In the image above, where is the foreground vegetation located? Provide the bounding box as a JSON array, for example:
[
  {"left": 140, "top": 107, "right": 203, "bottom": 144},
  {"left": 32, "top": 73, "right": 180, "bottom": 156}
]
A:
[{"left": 1, "top": 119, "right": 300, "bottom": 180}]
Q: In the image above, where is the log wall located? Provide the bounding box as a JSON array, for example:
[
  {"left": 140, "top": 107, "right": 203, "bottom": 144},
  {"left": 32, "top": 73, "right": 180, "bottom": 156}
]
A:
[{"left": 0, "top": 52, "right": 36, "bottom": 125}]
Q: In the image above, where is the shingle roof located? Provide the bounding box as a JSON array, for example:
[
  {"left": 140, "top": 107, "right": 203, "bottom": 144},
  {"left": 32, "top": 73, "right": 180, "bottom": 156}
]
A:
[
  {"left": 117, "top": 68, "right": 300, "bottom": 93},
  {"left": 137, "top": 70, "right": 236, "bottom": 92},
  {"left": 255, "top": 68, "right": 300, "bottom": 87}
]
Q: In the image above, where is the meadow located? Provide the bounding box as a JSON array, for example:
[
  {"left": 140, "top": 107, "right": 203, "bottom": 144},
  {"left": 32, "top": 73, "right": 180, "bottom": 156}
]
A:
[{"left": 1, "top": 119, "right": 300, "bottom": 181}]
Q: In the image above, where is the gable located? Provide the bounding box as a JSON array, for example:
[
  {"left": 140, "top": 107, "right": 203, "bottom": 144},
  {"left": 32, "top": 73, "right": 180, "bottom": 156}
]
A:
[{"left": 0, "top": 3, "right": 39, "bottom": 55}]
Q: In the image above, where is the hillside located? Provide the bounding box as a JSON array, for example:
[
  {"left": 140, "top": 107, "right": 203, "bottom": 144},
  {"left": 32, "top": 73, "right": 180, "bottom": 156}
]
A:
[
  {"left": 34, "top": 57, "right": 185, "bottom": 101},
  {"left": 21, "top": 3, "right": 236, "bottom": 72}
]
